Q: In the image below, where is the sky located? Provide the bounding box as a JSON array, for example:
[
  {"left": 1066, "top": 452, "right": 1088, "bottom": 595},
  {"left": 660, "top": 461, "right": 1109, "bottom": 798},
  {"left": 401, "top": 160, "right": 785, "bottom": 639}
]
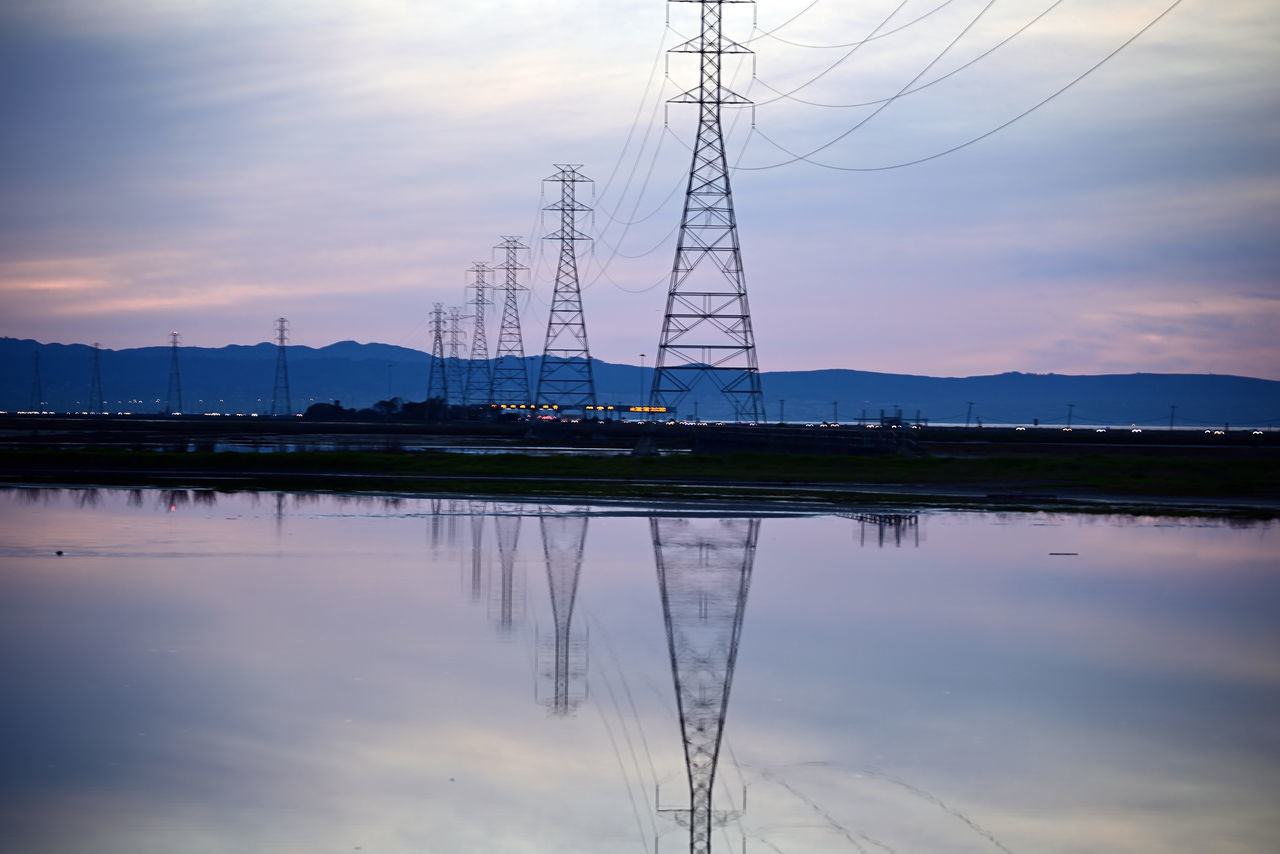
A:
[{"left": 1, "top": 0, "right": 1277, "bottom": 379}]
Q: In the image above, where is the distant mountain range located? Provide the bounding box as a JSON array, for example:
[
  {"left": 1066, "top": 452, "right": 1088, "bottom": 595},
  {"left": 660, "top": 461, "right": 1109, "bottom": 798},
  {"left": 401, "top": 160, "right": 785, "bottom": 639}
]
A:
[{"left": 3, "top": 337, "right": 1277, "bottom": 427}]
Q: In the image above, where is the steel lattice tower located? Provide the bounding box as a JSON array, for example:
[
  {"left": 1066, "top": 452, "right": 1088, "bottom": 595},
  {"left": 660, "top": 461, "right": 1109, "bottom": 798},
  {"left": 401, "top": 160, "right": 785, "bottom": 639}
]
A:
[
  {"left": 652, "top": 516, "right": 759, "bottom": 854},
  {"left": 535, "top": 164, "right": 597, "bottom": 413},
  {"left": 446, "top": 306, "right": 468, "bottom": 407},
  {"left": 463, "top": 263, "right": 494, "bottom": 406},
  {"left": 88, "top": 342, "right": 105, "bottom": 414},
  {"left": 491, "top": 508, "right": 526, "bottom": 636},
  {"left": 165, "top": 331, "right": 183, "bottom": 414},
  {"left": 427, "top": 302, "right": 449, "bottom": 412},
  {"left": 651, "top": 0, "right": 762, "bottom": 422},
  {"left": 29, "top": 352, "right": 42, "bottom": 411},
  {"left": 271, "top": 318, "right": 292, "bottom": 417},
  {"left": 493, "top": 236, "right": 533, "bottom": 404},
  {"left": 538, "top": 512, "right": 589, "bottom": 716}
]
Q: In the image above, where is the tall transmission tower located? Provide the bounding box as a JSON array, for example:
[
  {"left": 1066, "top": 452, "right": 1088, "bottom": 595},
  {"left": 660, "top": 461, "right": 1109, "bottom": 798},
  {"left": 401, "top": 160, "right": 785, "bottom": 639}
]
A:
[
  {"left": 535, "top": 164, "right": 597, "bottom": 413},
  {"left": 427, "top": 302, "right": 449, "bottom": 415},
  {"left": 492, "top": 236, "right": 533, "bottom": 404},
  {"left": 652, "top": 516, "right": 759, "bottom": 854},
  {"left": 446, "top": 305, "right": 468, "bottom": 407},
  {"left": 463, "top": 262, "right": 494, "bottom": 407},
  {"left": 651, "top": 0, "right": 763, "bottom": 422},
  {"left": 537, "top": 511, "right": 589, "bottom": 716},
  {"left": 88, "top": 342, "right": 105, "bottom": 414},
  {"left": 271, "top": 317, "right": 292, "bottom": 417},
  {"left": 165, "top": 331, "right": 183, "bottom": 414},
  {"left": 490, "top": 507, "right": 526, "bottom": 636},
  {"left": 29, "top": 352, "right": 42, "bottom": 411}
]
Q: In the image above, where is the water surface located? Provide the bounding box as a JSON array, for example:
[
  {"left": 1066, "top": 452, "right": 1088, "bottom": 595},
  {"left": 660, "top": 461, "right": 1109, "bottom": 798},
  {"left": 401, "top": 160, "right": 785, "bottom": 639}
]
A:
[{"left": 1, "top": 488, "right": 1276, "bottom": 853}]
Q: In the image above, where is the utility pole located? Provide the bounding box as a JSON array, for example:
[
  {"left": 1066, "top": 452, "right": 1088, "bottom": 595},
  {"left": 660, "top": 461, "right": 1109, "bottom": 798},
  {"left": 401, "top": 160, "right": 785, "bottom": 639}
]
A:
[
  {"left": 965, "top": 401, "right": 974, "bottom": 429},
  {"left": 427, "top": 303, "right": 449, "bottom": 417},
  {"left": 493, "top": 236, "right": 533, "bottom": 404},
  {"left": 88, "top": 342, "right": 105, "bottom": 415},
  {"left": 651, "top": 0, "right": 763, "bottom": 422},
  {"left": 464, "top": 262, "right": 494, "bottom": 408},
  {"left": 271, "top": 318, "right": 292, "bottom": 417},
  {"left": 165, "top": 331, "right": 183, "bottom": 414},
  {"left": 535, "top": 164, "right": 597, "bottom": 413},
  {"left": 445, "top": 306, "right": 468, "bottom": 410},
  {"left": 29, "top": 352, "right": 42, "bottom": 411}
]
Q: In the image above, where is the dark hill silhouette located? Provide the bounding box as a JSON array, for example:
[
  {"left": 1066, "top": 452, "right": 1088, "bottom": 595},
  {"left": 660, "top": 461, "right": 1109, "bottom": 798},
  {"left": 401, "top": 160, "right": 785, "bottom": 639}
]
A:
[{"left": 2, "top": 337, "right": 1276, "bottom": 427}]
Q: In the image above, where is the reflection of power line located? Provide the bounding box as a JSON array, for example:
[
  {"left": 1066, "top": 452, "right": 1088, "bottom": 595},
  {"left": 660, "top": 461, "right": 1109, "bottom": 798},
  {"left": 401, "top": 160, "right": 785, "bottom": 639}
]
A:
[
  {"left": 653, "top": 516, "right": 759, "bottom": 854},
  {"left": 537, "top": 512, "right": 589, "bottom": 715}
]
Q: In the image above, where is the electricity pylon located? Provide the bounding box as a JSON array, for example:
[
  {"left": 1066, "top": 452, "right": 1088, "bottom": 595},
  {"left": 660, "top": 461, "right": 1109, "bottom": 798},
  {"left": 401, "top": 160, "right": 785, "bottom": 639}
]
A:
[
  {"left": 271, "top": 318, "right": 292, "bottom": 417},
  {"left": 464, "top": 263, "right": 493, "bottom": 407},
  {"left": 446, "top": 306, "right": 468, "bottom": 408},
  {"left": 652, "top": 516, "right": 759, "bottom": 854},
  {"left": 651, "top": 0, "right": 763, "bottom": 422},
  {"left": 29, "top": 352, "right": 42, "bottom": 411},
  {"left": 165, "top": 331, "right": 183, "bottom": 414},
  {"left": 537, "top": 511, "right": 589, "bottom": 715},
  {"left": 427, "top": 302, "right": 448, "bottom": 416},
  {"left": 493, "top": 236, "right": 533, "bottom": 404},
  {"left": 88, "top": 342, "right": 105, "bottom": 414},
  {"left": 535, "top": 164, "right": 597, "bottom": 413}
]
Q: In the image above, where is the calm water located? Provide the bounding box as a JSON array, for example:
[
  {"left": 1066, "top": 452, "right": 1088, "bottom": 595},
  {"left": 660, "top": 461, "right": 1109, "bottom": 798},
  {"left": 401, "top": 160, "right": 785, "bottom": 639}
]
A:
[{"left": 1, "top": 488, "right": 1277, "bottom": 854}]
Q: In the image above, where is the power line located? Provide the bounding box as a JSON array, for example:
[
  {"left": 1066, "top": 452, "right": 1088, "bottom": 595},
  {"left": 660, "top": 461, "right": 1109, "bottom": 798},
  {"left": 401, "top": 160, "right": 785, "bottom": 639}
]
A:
[{"left": 738, "top": 0, "right": 1186, "bottom": 172}]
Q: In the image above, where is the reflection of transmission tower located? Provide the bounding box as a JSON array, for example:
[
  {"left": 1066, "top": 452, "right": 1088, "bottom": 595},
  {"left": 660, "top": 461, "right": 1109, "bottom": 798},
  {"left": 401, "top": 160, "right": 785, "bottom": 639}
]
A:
[
  {"left": 535, "top": 165, "right": 597, "bottom": 413},
  {"left": 493, "top": 236, "right": 532, "bottom": 404},
  {"left": 490, "top": 507, "right": 526, "bottom": 635},
  {"left": 426, "top": 302, "right": 448, "bottom": 415},
  {"left": 537, "top": 512, "right": 589, "bottom": 715},
  {"left": 652, "top": 516, "right": 759, "bottom": 854},
  {"left": 464, "top": 263, "right": 493, "bottom": 407},
  {"left": 651, "top": 0, "right": 763, "bottom": 422},
  {"left": 468, "top": 501, "right": 488, "bottom": 603},
  {"left": 838, "top": 512, "right": 921, "bottom": 548},
  {"left": 165, "top": 331, "right": 183, "bottom": 414},
  {"left": 446, "top": 306, "right": 467, "bottom": 408},
  {"left": 271, "top": 318, "right": 292, "bottom": 417},
  {"left": 88, "top": 342, "right": 105, "bottom": 414}
]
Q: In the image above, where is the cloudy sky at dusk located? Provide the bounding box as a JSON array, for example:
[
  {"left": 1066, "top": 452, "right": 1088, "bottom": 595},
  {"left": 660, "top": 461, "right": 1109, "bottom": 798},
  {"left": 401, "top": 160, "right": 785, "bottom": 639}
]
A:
[{"left": 2, "top": 0, "right": 1277, "bottom": 379}]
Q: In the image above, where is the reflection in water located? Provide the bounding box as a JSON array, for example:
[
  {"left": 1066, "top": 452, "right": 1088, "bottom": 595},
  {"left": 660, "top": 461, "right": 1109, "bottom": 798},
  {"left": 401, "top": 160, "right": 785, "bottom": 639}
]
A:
[
  {"left": 538, "top": 511, "right": 589, "bottom": 715},
  {"left": 1, "top": 487, "right": 1276, "bottom": 853},
  {"left": 840, "top": 512, "right": 921, "bottom": 548},
  {"left": 653, "top": 517, "right": 759, "bottom": 854}
]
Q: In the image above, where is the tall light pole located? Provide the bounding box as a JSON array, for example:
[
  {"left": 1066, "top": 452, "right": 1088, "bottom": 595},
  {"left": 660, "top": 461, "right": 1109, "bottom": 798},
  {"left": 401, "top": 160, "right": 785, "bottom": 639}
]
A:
[
  {"left": 1067, "top": 403, "right": 1075, "bottom": 429},
  {"left": 639, "top": 353, "right": 645, "bottom": 407}
]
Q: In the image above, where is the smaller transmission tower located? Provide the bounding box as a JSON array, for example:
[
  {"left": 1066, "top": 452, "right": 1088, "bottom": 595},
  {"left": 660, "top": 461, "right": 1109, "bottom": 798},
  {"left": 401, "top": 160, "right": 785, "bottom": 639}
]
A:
[
  {"left": 446, "top": 306, "right": 468, "bottom": 407},
  {"left": 538, "top": 511, "right": 589, "bottom": 716},
  {"left": 463, "top": 263, "right": 494, "bottom": 407},
  {"left": 427, "top": 302, "right": 449, "bottom": 415},
  {"left": 271, "top": 317, "right": 292, "bottom": 417},
  {"left": 535, "top": 164, "right": 597, "bottom": 413},
  {"left": 493, "top": 236, "right": 533, "bottom": 404},
  {"left": 165, "top": 331, "right": 183, "bottom": 414},
  {"left": 29, "top": 352, "right": 43, "bottom": 411},
  {"left": 88, "top": 342, "right": 105, "bottom": 414}
]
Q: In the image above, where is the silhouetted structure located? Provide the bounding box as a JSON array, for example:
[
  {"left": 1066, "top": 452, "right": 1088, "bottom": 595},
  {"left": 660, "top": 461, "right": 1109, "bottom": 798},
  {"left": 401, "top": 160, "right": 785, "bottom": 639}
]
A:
[
  {"left": 427, "top": 302, "right": 448, "bottom": 415},
  {"left": 464, "top": 263, "right": 494, "bottom": 406},
  {"left": 651, "top": 0, "right": 763, "bottom": 422},
  {"left": 29, "top": 352, "right": 42, "bottom": 411},
  {"left": 270, "top": 318, "right": 292, "bottom": 417},
  {"left": 88, "top": 342, "right": 105, "bottom": 414},
  {"left": 536, "top": 164, "right": 597, "bottom": 413},
  {"left": 446, "top": 306, "right": 467, "bottom": 408},
  {"left": 165, "top": 331, "right": 183, "bottom": 414},
  {"left": 493, "top": 236, "right": 533, "bottom": 404}
]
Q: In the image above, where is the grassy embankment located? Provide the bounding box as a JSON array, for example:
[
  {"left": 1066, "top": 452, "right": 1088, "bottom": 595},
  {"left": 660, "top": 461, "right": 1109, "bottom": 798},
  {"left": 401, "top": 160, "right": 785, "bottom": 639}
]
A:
[{"left": 3, "top": 448, "right": 1277, "bottom": 514}]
